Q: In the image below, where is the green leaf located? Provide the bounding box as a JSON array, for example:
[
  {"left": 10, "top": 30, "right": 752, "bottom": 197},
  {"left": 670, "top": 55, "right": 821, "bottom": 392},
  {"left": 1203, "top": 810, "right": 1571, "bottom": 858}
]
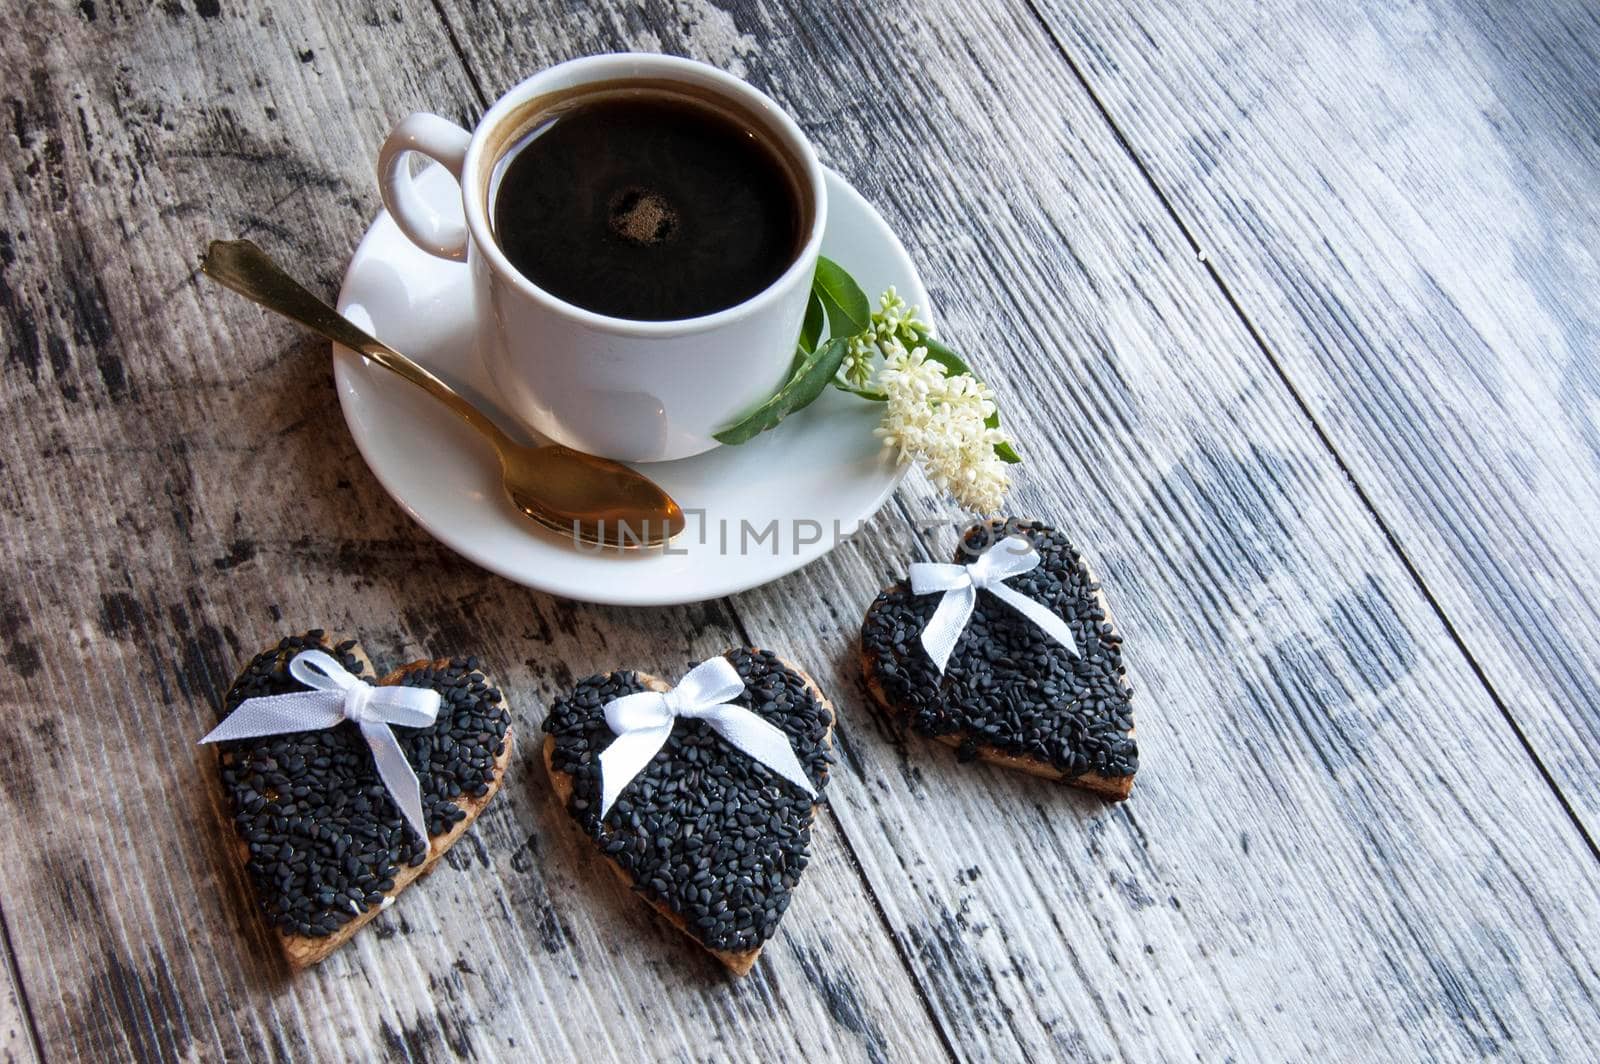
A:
[
  {"left": 714, "top": 337, "right": 851, "bottom": 445},
  {"left": 923, "top": 338, "right": 1021, "bottom": 463},
  {"left": 798, "top": 290, "right": 824, "bottom": 353},
  {"left": 813, "top": 256, "right": 871, "bottom": 339}
]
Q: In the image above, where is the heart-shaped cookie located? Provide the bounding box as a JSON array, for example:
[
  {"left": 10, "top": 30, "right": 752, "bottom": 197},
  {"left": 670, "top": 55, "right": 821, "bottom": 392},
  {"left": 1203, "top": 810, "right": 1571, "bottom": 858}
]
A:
[
  {"left": 542, "top": 648, "right": 833, "bottom": 975},
  {"left": 860, "top": 518, "right": 1137, "bottom": 798},
  {"left": 210, "top": 630, "right": 514, "bottom": 967}
]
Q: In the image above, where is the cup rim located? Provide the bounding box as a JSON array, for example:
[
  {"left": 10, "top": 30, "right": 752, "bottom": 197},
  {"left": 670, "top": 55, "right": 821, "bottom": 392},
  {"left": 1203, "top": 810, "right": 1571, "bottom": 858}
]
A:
[{"left": 460, "top": 53, "right": 827, "bottom": 337}]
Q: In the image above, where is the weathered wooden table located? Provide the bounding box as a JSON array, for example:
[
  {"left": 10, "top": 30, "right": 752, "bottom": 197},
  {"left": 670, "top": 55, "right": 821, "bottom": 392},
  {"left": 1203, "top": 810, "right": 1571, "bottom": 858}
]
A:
[{"left": 4, "top": 1, "right": 1599, "bottom": 1060}]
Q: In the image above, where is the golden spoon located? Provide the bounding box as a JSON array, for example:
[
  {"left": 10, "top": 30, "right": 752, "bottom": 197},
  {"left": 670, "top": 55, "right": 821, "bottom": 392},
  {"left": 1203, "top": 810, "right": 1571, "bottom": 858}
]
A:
[{"left": 201, "top": 239, "right": 684, "bottom": 549}]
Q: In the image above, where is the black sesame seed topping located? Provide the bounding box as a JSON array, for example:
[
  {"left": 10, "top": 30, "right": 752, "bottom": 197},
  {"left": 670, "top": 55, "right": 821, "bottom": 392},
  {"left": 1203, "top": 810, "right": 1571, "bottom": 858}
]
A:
[
  {"left": 215, "top": 633, "right": 511, "bottom": 939},
  {"left": 543, "top": 648, "right": 832, "bottom": 954},
  {"left": 862, "top": 518, "right": 1137, "bottom": 781}
]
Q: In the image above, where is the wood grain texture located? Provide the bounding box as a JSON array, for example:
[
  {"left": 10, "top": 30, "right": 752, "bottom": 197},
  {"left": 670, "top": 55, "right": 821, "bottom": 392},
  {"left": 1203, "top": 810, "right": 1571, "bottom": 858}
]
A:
[
  {"left": 1028, "top": 0, "right": 1600, "bottom": 837},
  {"left": 0, "top": 2, "right": 944, "bottom": 1061},
  {"left": 3, "top": 0, "right": 1600, "bottom": 1061},
  {"left": 430, "top": 0, "right": 1600, "bottom": 1055},
  {"left": 0, "top": 933, "right": 39, "bottom": 1064}
]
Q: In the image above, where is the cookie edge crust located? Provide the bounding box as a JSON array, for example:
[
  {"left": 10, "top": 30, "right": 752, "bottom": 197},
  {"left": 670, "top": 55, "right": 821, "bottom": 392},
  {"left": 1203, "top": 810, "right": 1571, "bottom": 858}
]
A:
[
  {"left": 859, "top": 570, "right": 1136, "bottom": 801},
  {"left": 542, "top": 652, "right": 835, "bottom": 977},
  {"left": 214, "top": 635, "right": 515, "bottom": 970}
]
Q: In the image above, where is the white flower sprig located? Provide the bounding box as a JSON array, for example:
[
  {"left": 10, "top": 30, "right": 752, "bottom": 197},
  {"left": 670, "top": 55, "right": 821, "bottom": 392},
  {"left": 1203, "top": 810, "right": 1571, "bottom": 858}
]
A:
[
  {"left": 836, "top": 288, "right": 1017, "bottom": 513},
  {"left": 715, "top": 257, "right": 1021, "bottom": 514},
  {"left": 844, "top": 287, "right": 929, "bottom": 387},
  {"left": 874, "top": 343, "right": 1012, "bottom": 513}
]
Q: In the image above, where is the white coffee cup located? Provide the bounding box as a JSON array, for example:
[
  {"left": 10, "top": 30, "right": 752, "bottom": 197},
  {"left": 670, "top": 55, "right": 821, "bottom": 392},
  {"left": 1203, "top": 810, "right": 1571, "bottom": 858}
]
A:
[{"left": 376, "top": 53, "right": 827, "bottom": 463}]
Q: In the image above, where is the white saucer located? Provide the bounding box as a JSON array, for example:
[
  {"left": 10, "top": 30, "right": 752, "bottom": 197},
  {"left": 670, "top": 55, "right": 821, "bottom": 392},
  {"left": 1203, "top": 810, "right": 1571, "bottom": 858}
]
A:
[{"left": 335, "top": 165, "right": 928, "bottom": 606}]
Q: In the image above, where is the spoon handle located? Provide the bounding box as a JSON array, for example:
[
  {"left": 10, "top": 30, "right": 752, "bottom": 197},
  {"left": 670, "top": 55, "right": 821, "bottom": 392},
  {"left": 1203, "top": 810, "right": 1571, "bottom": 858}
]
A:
[{"left": 201, "top": 239, "right": 513, "bottom": 449}]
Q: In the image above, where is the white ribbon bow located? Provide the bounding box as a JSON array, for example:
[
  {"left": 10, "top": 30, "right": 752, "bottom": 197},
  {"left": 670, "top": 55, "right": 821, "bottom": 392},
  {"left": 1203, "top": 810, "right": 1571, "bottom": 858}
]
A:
[
  {"left": 200, "top": 649, "right": 441, "bottom": 848},
  {"left": 910, "top": 535, "right": 1080, "bottom": 674},
  {"left": 597, "top": 656, "right": 818, "bottom": 818}
]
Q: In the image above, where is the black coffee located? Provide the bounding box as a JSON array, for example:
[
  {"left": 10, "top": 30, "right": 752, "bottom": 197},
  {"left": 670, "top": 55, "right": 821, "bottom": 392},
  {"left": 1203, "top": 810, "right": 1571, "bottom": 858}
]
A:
[{"left": 490, "top": 89, "right": 805, "bottom": 321}]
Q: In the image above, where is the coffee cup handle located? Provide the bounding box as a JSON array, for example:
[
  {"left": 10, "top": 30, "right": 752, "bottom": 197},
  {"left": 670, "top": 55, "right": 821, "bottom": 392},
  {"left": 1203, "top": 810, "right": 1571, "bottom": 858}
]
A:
[{"left": 377, "top": 112, "right": 473, "bottom": 262}]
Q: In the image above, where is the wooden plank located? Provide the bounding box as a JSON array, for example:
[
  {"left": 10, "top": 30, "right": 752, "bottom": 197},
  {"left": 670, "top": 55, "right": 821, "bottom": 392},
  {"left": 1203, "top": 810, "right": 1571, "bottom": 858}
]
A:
[
  {"left": 423, "top": 0, "right": 1600, "bottom": 1056},
  {"left": 0, "top": 2, "right": 946, "bottom": 1061},
  {"left": 1027, "top": 0, "right": 1600, "bottom": 836},
  {"left": 7, "top": 0, "right": 1600, "bottom": 1061},
  {"left": 0, "top": 922, "right": 39, "bottom": 1064}
]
